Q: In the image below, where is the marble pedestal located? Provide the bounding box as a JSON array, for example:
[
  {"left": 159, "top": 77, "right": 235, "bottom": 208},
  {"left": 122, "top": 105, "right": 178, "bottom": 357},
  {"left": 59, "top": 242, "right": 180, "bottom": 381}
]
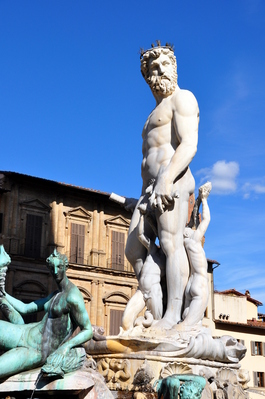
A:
[{"left": 85, "top": 333, "right": 250, "bottom": 399}]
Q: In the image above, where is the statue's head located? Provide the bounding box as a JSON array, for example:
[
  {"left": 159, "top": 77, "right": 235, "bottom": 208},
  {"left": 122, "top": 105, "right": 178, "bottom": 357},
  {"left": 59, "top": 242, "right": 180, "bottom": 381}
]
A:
[
  {"left": 140, "top": 43, "right": 178, "bottom": 96},
  {"left": 179, "top": 381, "right": 204, "bottom": 399},
  {"left": 46, "top": 249, "right": 69, "bottom": 283}
]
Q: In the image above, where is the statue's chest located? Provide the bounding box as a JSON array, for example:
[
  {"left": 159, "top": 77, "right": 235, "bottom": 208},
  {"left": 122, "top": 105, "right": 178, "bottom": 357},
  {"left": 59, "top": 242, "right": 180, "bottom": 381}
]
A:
[
  {"left": 147, "top": 103, "right": 173, "bottom": 130},
  {"left": 49, "top": 293, "right": 69, "bottom": 318}
]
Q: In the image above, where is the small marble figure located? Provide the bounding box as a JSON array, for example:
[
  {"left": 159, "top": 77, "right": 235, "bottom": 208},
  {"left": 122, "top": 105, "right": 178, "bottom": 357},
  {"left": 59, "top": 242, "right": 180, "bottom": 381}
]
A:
[
  {"left": 0, "top": 246, "right": 93, "bottom": 379},
  {"left": 181, "top": 182, "right": 212, "bottom": 327},
  {"left": 138, "top": 212, "right": 166, "bottom": 320}
]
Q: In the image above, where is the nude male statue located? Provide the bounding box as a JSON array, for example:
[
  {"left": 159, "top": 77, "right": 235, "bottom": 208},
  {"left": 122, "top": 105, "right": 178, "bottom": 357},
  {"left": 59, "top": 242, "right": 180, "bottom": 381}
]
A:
[{"left": 124, "top": 43, "right": 199, "bottom": 329}]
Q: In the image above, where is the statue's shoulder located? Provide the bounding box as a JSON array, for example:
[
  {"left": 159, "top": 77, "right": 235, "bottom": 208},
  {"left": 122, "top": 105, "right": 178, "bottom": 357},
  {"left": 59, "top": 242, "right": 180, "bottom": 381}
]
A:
[
  {"left": 172, "top": 87, "right": 199, "bottom": 117},
  {"left": 67, "top": 284, "right": 84, "bottom": 307}
]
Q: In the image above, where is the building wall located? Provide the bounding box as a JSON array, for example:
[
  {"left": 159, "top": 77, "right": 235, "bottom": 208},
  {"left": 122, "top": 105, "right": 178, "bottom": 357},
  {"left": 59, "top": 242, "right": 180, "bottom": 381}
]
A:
[
  {"left": 204, "top": 286, "right": 265, "bottom": 389},
  {"left": 0, "top": 172, "right": 137, "bottom": 335},
  {"left": 212, "top": 321, "right": 265, "bottom": 389},
  {"left": 214, "top": 293, "right": 247, "bottom": 324}
]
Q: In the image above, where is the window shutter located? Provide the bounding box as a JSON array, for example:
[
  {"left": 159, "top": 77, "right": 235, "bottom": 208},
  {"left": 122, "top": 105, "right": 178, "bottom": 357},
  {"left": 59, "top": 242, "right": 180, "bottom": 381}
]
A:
[
  {"left": 262, "top": 343, "right": 265, "bottom": 356},
  {"left": 251, "top": 341, "right": 256, "bottom": 356},
  {"left": 25, "top": 214, "right": 42, "bottom": 258},
  {"left": 109, "top": 309, "right": 123, "bottom": 335},
  {"left": 70, "top": 223, "right": 85, "bottom": 264},
  {"left": 239, "top": 339, "right": 245, "bottom": 346},
  {"left": 111, "top": 231, "right": 125, "bottom": 271},
  {"left": 0, "top": 213, "right": 3, "bottom": 234},
  {"left": 253, "top": 372, "right": 258, "bottom": 387}
]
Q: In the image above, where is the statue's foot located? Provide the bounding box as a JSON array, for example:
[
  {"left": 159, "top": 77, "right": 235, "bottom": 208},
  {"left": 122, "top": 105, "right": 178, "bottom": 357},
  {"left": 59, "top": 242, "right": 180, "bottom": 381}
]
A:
[{"left": 150, "top": 317, "right": 177, "bottom": 331}]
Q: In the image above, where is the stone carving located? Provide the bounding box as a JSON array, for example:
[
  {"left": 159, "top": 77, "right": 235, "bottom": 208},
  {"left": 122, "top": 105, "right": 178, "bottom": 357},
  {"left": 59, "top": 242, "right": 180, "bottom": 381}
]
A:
[
  {"left": 0, "top": 246, "right": 93, "bottom": 378},
  {"left": 155, "top": 374, "right": 206, "bottom": 399},
  {"left": 133, "top": 360, "right": 154, "bottom": 386},
  {"left": 160, "top": 362, "right": 192, "bottom": 379},
  {"left": 216, "top": 368, "right": 238, "bottom": 385},
  {"left": 97, "top": 358, "right": 131, "bottom": 384},
  {"left": 212, "top": 368, "right": 249, "bottom": 399},
  {"left": 236, "top": 369, "right": 250, "bottom": 390}
]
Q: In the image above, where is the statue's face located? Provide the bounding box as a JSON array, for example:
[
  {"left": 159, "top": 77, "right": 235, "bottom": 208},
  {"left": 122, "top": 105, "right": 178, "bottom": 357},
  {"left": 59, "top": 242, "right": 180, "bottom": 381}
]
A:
[
  {"left": 148, "top": 53, "right": 177, "bottom": 96},
  {"left": 46, "top": 253, "right": 66, "bottom": 283},
  {"left": 149, "top": 53, "right": 174, "bottom": 78}
]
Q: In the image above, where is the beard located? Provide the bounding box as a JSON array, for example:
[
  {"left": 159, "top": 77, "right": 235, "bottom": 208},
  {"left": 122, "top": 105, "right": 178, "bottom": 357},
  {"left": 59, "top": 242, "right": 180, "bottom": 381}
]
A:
[{"left": 149, "top": 72, "right": 177, "bottom": 96}]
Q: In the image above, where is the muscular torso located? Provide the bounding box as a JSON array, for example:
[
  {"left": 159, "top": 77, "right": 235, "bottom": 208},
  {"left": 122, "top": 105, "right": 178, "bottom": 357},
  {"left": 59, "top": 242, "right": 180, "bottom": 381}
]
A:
[
  {"left": 141, "top": 87, "right": 197, "bottom": 197},
  {"left": 141, "top": 95, "right": 178, "bottom": 189}
]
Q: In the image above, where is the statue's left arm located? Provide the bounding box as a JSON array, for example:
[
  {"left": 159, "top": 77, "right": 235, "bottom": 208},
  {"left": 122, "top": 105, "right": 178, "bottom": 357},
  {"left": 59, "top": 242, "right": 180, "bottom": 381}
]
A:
[{"left": 152, "top": 91, "right": 199, "bottom": 212}]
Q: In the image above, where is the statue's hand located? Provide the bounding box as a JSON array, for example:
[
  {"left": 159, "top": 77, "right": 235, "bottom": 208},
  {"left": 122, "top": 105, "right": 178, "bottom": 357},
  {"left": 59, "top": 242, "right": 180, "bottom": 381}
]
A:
[
  {"left": 124, "top": 197, "right": 138, "bottom": 213},
  {"left": 198, "top": 181, "right": 212, "bottom": 200},
  {"left": 148, "top": 177, "right": 176, "bottom": 213}
]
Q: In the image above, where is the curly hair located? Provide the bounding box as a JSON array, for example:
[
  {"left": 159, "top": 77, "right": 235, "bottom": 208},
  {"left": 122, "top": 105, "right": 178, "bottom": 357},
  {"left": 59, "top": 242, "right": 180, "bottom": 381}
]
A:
[
  {"left": 140, "top": 47, "right": 177, "bottom": 84},
  {"left": 179, "top": 381, "right": 204, "bottom": 399}
]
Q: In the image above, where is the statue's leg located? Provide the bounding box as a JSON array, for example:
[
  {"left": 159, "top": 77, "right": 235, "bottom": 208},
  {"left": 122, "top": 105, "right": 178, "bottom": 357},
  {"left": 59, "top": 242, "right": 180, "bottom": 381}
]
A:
[
  {"left": 181, "top": 269, "right": 209, "bottom": 327},
  {"left": 0, "top": 347, "right": 42, "bottom": 378},
  {"left": 155, "top": 189, "right": 191, "bottom": 327},
  {"left": 147, "top": 282, "right": 163, "bottom": 320},
  {"left": 121, "top": 289, "right": 145, "bottom": 330},
  {"left": 125, "top": 197, "right": 154, "bottom": 279}
]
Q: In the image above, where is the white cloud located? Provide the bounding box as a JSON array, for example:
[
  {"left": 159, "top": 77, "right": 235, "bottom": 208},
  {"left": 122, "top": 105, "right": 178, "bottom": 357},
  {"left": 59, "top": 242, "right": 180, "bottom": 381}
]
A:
[
  {"left": 197, "top": 160, "right": 239, "bottom": 195},
  {"left": 242, "top": 180, "right": 265, "bottom": 199}
]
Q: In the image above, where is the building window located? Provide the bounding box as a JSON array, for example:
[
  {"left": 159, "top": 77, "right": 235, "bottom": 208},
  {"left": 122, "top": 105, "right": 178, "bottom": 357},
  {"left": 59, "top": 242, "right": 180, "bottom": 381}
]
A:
[
  {"left": 24, "top": 214, "right": 42, "bottom": 258},
  {"left": 254, "top": 372, "right": 265, "bottom": 387},
  {"left": 111, "top": 231, "right": 125, "bottom": 271},
  {"left": 251, "top": 341, "right": 265, "bottom": 356},
  {"left": 256, "top": 342, "right": 262, "bottom": 355},
  {"left": 70, "top": 223, "right": 85, "bottom": 264},
  {"left": 0, "top": 213, "right": 3, "bottom": 234},
  {"left": 109, "top": 309, "right": 123, "bottom": 335}
]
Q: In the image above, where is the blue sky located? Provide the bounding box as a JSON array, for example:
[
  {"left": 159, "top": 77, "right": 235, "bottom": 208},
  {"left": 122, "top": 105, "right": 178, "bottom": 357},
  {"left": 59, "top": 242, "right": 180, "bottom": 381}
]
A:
[{"left": 1, "top": 1, "right": 265, "bottom": 311}]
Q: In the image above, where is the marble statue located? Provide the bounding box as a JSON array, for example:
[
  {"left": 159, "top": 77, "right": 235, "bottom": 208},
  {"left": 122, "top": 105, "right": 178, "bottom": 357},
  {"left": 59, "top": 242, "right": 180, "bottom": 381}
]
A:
[
  {"left": 181, "top": 181, "right": 212, "bottom": 327},
  {"left": 0, "top": 246, "right": 93, "bottom": 379},
  {"left": 100, "top": 44, "right": 247, "bottom": 371},
  {"left": 124, "top": 43, "right": 199, "bottom": 330},
  {"left": 137, "top": 210, "right": 166, "bottom": 320}
]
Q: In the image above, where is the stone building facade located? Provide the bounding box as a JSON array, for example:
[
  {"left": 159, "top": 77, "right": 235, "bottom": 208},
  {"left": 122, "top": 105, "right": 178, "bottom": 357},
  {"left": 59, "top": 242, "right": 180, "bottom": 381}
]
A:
[{"left": 0, "top": 171, "right": 137, "bottom": 335}]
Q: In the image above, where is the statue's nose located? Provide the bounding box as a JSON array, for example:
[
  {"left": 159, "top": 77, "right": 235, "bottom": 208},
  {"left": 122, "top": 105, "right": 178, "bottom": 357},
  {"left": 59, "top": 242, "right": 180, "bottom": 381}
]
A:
[{"left": 158, "top": 63, "right": 165, "bottom": 74}]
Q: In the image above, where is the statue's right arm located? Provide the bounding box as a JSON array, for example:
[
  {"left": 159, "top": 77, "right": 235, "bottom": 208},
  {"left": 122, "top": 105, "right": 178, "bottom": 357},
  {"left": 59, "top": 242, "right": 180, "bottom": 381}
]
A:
[
  {"left": 193, "top": 197, "right": 210, "bottom": 242},
  {"left": 5, "top": 291, "right": 55, "bottom": 314}
]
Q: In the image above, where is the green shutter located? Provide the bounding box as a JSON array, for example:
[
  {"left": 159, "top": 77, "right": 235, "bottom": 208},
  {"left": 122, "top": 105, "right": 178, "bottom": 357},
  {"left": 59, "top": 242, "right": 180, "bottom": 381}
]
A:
[
  {"left": 25, "top": 214, "right": 42, "bottom": 258},
  {"left": 70, "top": 223, "right": 85, "bottom": 264}
]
